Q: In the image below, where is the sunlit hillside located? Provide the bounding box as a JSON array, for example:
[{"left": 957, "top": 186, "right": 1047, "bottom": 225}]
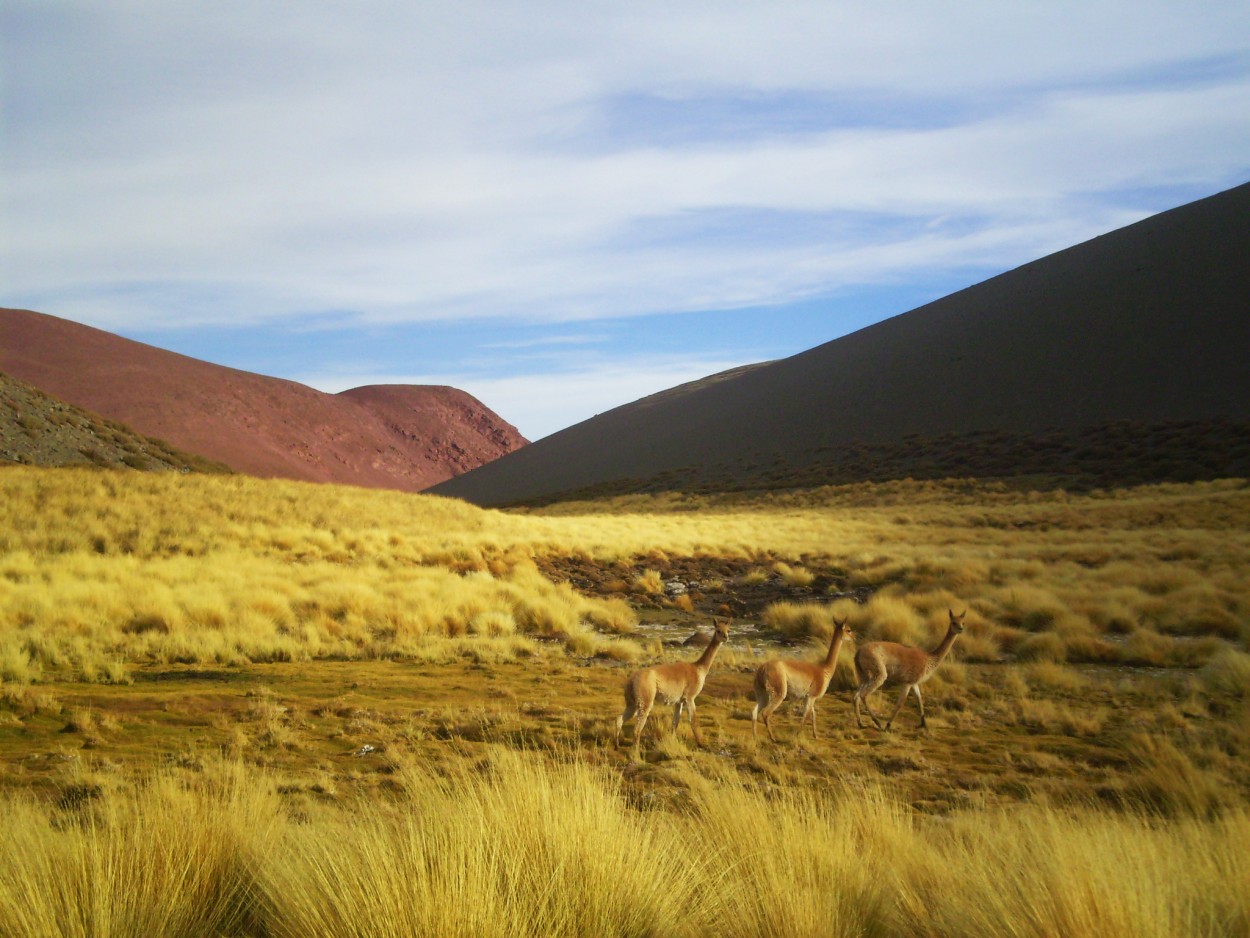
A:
[{"left": 2, "top": 466, "right": 1248, "bottom": 935}]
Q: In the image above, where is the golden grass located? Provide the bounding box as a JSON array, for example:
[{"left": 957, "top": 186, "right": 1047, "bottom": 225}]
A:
[
  {"left": 2, "top": 467, "right": 1249, "bottom": 932},
  {"left": 0, "top": 750, "right": 1246, "bottom": 938},
  {"left": 1201, "top": 648, "right": 1250, "bottom": 697},
  {"left": 773, "top": 560, "right": 815, "bottom": 587},
  {"left": 892, "top": 802, "right": 1250, "bottom": 937},
  {"left": 0, "top": 762, "right": 278, "bottom": 938},
  {"left": 0, "top": 469, "right": 666, "bottom": 676},
  {"left": 5, "top": 469, "right": 1248, "bottom": 677}
]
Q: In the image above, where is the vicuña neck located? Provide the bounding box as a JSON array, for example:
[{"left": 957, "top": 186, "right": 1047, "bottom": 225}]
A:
[
  {"left": 822, "top": 628, "right": 845, "bottom": 668},
  {"left": 696, "top": 633, "right": 724, "bottom": 670},
  {"left": 931, "top": 626, "right": 960, "bottom": 663}
]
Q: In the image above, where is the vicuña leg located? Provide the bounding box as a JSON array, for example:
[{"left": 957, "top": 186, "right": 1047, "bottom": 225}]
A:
[
  {"left": 757, "top": 694, "right": 782, "bottom": 742},
  {"left": 633, "top": 704, "right": 654, "bottom": 749},
  {"left": 884, "top": 685, "right": 912, "bottom": 730},
  {"left": 613, "top": 706, "right": 632, "bottom": 747},
  {"left": 687, "top": 699, "right": 703, "bottom": 746},
  {"left": 856, "top": 673, "right": 888, "bottom": 729}
]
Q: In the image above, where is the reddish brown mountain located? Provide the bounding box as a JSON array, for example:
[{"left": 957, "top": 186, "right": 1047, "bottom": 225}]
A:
[{"left": 0, "top": 308, "right": 526, "bottom": 491}]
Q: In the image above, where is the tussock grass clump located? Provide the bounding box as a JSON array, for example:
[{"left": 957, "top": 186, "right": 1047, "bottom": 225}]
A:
[
  {"left": 762, "top": 600, "right": 831, "bottom": 638},
  {"left": 0, "top": 763, "right": 280, "bottom": 938},
  {"left": 1200, "top": 648, "right": 1250, "bottom": 697},
  {"left": 1024, "top": 661, "right": 1089, "bottom": 692},
  {"left": 762, "top": 600, "right": 855, "bottom": 639},
  {"left": 740, "top": 566, "right": 770, "bottom": 586},
  {"left": 1009, "top": 697, "right": 1107, "bottom": 737},
  {"left": 773, "top": 561, "right": 815, "bottom": 587},
  {"left": 894, "top": 803, "right": 1250, "bottom": 938},
  {"left": 1016, "top": 630, "right": 1069, "bottom": 663},
  {"left": 691, "top": 774, "right": 902, "bottom": 936},
  {"left": 990, "top": 583, "right": 1076, "bottom": 633},
  {"left": 264, "top": 752, "right": 707, "bottom": 937},
  {"left": 0, "top": 640, "right": 41, "bottom": 683},
  {"left": 0, "top": 752, "right": 1247, "bottom": 937},
  {"left": 856, "top": 592, "right": 928, "bottom": 645},
  {"left": 632, "top": 568, "right": 664, "bottom": 594},
  {"left": 581, "top": 596, "right": 636, "bottom": 633},
  {"left": 1121, "top": 733, "right": 1236, "bottom": 818}
]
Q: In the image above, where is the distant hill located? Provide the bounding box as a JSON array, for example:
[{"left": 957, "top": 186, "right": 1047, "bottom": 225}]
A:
[
  {"left": 431, "top": 181, "right": 1250, "bottom": 506},
  {"left": 0, "top": 309, "right": 526, "bottom": 491},
  {"left": 0, "top": 371, "right": 230, "bottom": 474}
]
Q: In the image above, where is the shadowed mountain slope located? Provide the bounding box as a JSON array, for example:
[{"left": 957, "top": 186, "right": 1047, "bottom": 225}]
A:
[
  {"left": 431, "top": 182, "right": 1250, "bottom": 506},
  {"left": 0, "top": 309, "right": 526, "bottom": 491}
]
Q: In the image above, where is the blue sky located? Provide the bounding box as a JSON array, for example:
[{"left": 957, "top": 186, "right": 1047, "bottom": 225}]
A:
[{"left": 3, "top": 3, "right": 1249, "bottom": 440}]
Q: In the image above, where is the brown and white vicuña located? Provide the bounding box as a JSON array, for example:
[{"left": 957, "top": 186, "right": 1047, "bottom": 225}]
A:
[
  {"left": 751, "top": 616, "right": 850, "bottom": 742},
  {"left": 854, "top": 609, "right": 965, "bottom": 731},
  {"left": 614, "top": 618, "right": 730, "bottom": 751}
]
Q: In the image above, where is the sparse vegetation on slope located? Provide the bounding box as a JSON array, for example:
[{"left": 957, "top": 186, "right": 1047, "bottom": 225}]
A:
[
  {"left": 508, "top": 418, "right": 1250, "bottom": 505},
  {"left": 0, "top": 372, "right": 230, "bottom": 474}
]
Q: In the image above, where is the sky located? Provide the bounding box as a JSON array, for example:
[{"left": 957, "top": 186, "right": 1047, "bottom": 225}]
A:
[{"left": 3, "top": 3, "right": 1249, "bottom": 440}]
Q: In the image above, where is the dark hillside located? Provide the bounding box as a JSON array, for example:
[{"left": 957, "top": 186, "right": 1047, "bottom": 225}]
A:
[{"left": 432, "top": 182, "right": 1250, "bottom": 506}]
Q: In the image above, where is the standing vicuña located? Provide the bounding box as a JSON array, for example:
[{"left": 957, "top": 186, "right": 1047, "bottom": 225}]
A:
[
  {"left": 751, "top": 616, "right": 850, "bottom": 741},
  {"left": 854, "top": 609, "right": 965, "bottom": 731},
  {"left": 614, "top": 618, "right": 730, "bottom": 751}
]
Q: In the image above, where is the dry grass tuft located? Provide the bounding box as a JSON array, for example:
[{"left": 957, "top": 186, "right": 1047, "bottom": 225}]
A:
[
  {"left": 1200, "top": 648, "right": 1250, "bottom": 697},
  {"left": 632, "top": 569, "right": 664, "bottom": 594},
  {"left": 762, "top": 601, "right": 837, "bottom": 638},
  {"left": 773, "top": 561, "right": 815, "bottom": 587}
]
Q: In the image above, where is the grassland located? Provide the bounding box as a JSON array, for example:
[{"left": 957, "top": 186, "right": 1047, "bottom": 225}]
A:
[{"left": 1, "top": 466, "right": 1248, "bottom": 936}]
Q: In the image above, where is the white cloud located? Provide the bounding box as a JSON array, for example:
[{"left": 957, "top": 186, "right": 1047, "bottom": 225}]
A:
[
  {"left": 3, "top": 1, "right": 1249, "bottom": 336},
  {"left": 297, "top": 353, "right": 749, "bottom": 442}
]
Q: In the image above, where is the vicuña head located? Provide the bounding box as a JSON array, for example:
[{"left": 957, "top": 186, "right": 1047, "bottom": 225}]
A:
[
  {"left": 752, "top": 615, "right": 850, "bottom": 742},
  {"left": 853, "top": 608, "right": 965, "bottom": 732},
  {"left": 614, "top": 617, "right": 730, "bottom": 753}
]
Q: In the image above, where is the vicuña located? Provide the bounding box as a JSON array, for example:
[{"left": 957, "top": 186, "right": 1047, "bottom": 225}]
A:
[
  {"left": 614, "top": 618, "right": 730, "bottom": 751},
  {"left": 751, "top": 616, "right": 850, "bottom": 741},
  {"left": 854, "top": 609, "right": 966, "bottom": 731}
]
